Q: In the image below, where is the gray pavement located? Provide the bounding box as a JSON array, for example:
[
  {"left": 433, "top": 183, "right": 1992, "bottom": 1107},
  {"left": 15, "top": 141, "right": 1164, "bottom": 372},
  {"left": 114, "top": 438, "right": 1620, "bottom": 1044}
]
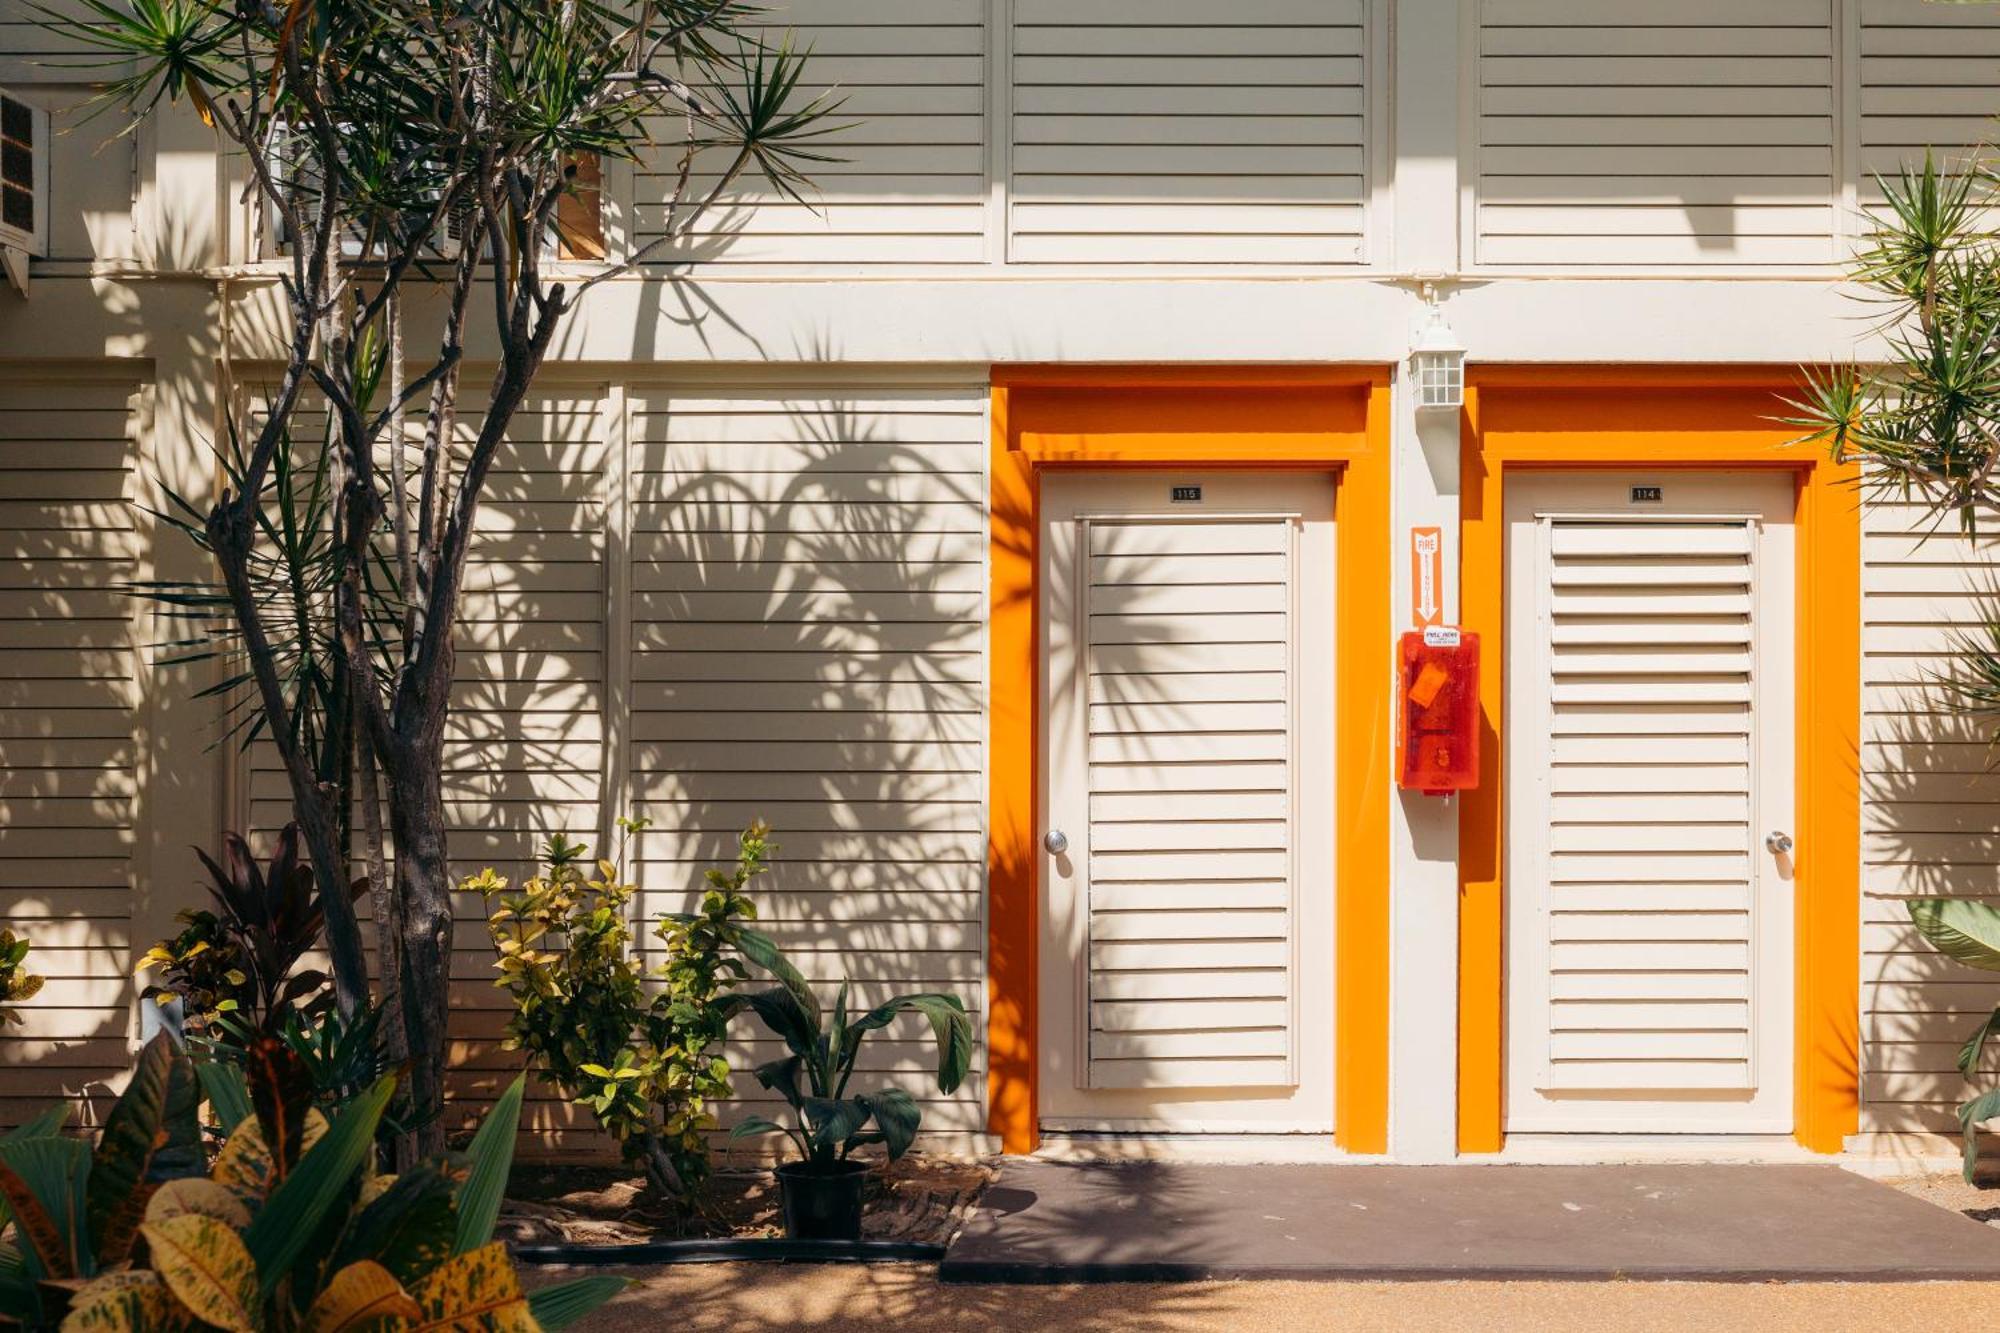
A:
[{"left": 939, "top": 1160, "right": 2000, "bottom": 1282}]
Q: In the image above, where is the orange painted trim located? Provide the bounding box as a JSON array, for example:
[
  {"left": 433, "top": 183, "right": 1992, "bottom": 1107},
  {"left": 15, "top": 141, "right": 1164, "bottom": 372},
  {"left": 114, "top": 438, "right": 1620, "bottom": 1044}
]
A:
[
  {"left": 1455, "top": 369, "right": 1862, "bottom": 1156},
  {"left": 986, "top": 366, "right": 1394, "bottom": 1156}
]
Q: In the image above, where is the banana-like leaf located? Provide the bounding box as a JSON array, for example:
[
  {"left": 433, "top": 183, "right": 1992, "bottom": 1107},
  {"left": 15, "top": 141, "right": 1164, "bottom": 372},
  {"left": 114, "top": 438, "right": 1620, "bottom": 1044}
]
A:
[
  {"left": 51, "top": 1270, "right": 194, "bottom": 1333},
  {"left": 732, "top": 988, "right": 819, "bottom": 1064},
  {"left": 730, "top": 925, "right": 816, "bottom": 1021},
  {"left": 1961, "top": 1006, "right": 2000, "bottom": 1078},
  {"left": 1910, "top": 898, "right": 2000, "bottom": 973},
  {"left": 750, "top": 1056, "right": 802, "bottom": 1103},
  {"left": 86, "top": 1032, "right": 195, "bottom": 1268},
  {"left": 453, "top": 1073, "right": 524, "bottom": 1255},
  {"left": 1960, "top": 1086, "right": 2000, "bottom": 1182},
  {"left": 139, "top": 1214, "right": 258, "bottom": 1333},
  {"left": 243, "top": 1077, "right": 393, "bottom": 1298},
  {"left": 849, "top": 993, "right": 973, "bottom": 1093},
  {"left": 527, "top": 1274, "right": 631, "bottom": 1331},
  {"left": 302, "top": 1259, "right": 420, "bottom": 1333},
  {"left": 726, "top": 1115, "right": 788, "bottom": 1141},
  {"left": 408, "top": 1242, "right": 534, "bottom": 1332},
  {"left": 801, "top": 1097, "right": 869, "bottom": 1152},
  {"left": 196, "top": 1063, "right": 253, "bottom": 1136},
  {"left": 338, "top": 1159, "right": 461, "bottom": 1284},
  {"left": 0, "top": 1135, "right": 90, "bottom": 1281},
  {"left": 144, "top": 1179, "right": 252, "bottom": 1230},
  {"left": 856, "top": 1087, "right": 921, "bottom": 1162}
]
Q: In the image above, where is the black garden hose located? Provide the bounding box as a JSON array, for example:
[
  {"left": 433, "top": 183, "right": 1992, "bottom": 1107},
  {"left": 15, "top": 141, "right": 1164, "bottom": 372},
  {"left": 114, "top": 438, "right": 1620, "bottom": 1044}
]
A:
[{"left": 513, "top": 1237, "right": 946, "bottom": 1267}]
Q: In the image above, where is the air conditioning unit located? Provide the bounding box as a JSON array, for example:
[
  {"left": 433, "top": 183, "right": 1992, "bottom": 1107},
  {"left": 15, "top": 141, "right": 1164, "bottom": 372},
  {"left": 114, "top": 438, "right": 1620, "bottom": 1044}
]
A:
[{"left": 0, "top": 85, "right": 50, "bottom": 296}]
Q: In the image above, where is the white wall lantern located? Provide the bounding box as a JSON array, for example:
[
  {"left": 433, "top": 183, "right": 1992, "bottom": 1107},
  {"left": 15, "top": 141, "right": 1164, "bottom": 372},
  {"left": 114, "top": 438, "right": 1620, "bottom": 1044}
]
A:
[{"left": 1411, "top": 291, "right": 1465, "bottom": 411}]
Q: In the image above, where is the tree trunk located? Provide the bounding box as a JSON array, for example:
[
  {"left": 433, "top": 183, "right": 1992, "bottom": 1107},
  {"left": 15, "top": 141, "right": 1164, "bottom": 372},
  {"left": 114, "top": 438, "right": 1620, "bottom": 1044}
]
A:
[{"left": 386, "top": 737, "right": 454, "bottom": 1158}]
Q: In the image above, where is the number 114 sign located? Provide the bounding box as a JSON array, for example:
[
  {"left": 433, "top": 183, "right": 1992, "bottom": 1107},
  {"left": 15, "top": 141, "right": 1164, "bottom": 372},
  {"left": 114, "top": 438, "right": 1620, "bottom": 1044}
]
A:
[{"left": 1410, "top": 527, "right": 1443, "bottom": 628}]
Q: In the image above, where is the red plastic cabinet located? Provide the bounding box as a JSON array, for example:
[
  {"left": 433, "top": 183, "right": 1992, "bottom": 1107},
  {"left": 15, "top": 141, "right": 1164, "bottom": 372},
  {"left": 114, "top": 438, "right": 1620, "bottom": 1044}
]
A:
[{"left": 1396, "top": 628, "right": 1480, "bottom": 795}]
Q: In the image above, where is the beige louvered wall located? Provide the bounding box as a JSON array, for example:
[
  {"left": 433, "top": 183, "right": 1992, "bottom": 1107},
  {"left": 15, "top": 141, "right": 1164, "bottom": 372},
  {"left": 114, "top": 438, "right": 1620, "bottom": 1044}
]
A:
[
  {"left": 635, "top": 0, "right": 990, "bottom": 267},
  {"left": 1860, "top": 0, "right": 2000, "bottom": 189},
  {"left": 1474, "top": 0, "right": 1840, "bottom": 268},
  {"left": 239, "top": 393, "right": 609, "bottom": 1141},
  {"left": 0, "top": 375, "right": 144, "bottom": 1125},
  {"left": 624, "top": 379, "right": 988, "bottom": 1148},
  {"left": 1007, "top": 0, "right": 1372, "bottom": 265},
  {"left": 1860, "top": 495, "right": 2000, "bottom": 1136},
  {"left": 233, "top": 377, "right": 989, "bottom": 1153}
]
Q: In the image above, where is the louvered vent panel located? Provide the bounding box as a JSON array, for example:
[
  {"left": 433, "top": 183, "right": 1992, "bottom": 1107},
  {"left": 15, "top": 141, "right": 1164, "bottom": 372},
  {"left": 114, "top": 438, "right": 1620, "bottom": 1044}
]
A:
[
  {"left": 1859, "top": 0, "right": 2000, "bottom": 194},
  {"left": 636, "top": 0, "right": 989, "bottom": 266},
  {"left": 1008, "top": 0, "right": 1370, "bottom": 266},
  {"left": 1083, "top": 517, "right": 1296, "bottom": 1090},
  {"left": 1475, "top": 0, "right": 1837, "bottom": 267},
  {"left": 1540, "top": 519, "right": 1758, "bottom": 1092}
]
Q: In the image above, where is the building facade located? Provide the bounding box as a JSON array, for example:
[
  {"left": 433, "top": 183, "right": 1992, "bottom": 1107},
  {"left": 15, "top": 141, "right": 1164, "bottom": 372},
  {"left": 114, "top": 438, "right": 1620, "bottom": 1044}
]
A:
[{"left": 0, "top": 0, "right": 1993, "bottom": 1164}]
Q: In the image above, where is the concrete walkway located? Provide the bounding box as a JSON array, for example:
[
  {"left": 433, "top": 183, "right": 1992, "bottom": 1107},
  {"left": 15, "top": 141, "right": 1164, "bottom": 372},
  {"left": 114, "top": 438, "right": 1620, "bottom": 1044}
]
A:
[
  {"left": 939, "top": 1161, "right": 2000, "bottom": 1283},
  {"left": 577, "top": 1264, "right": 2000, "bottom": 1332}
]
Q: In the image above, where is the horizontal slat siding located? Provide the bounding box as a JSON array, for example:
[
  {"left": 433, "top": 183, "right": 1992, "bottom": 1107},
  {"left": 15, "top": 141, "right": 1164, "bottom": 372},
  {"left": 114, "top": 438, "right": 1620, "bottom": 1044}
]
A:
[
  {"left": 242, "top": 396, "right": 606, "bottom": 1143},
  {"left": 625, "top": 381, "right": 987, "bottom": 1139},
  {"left": 1859, "top": 0, "right": 2000, "bottom": 196},
  {"left": 1083, "top": 517, "right": 1295, "bottom": 1090},
  {"left": 1538, "top": 520, "right": 1758, "bottom": 1094},
  {"left": 0, "top": 377, "right": 141, "bottom": 1127},
  {"left": 634, "top": 0, "right": 987, "bottom": 267},
  {"left": 1860, "top": 493, "right": 2000, "bottom": 1135},
  {"left": 1476, "top": 0, "right": 1837, "bottom": 268},
  {"left": 1008, "top": 0, "right": 1369, "bottom": 265}
]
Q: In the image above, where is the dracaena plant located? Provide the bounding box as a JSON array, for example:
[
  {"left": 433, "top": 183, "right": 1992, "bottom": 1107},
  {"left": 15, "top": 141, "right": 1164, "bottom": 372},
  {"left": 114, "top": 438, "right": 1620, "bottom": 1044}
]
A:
[
  {"left": 726, "top": 977, "right": 973, "bottom": 1173},
  {"left": 43, "top": 0, "right": 841, "bottom": 1158},
  {"left": 43, "top": 1039, "right": 624, "bottom": 1332},
  {"left": 472, "top": 820, "right": 805, "bottom": 1200},
  {"left": 137, "top": 824, "right": 350, "bottom": 1039}
]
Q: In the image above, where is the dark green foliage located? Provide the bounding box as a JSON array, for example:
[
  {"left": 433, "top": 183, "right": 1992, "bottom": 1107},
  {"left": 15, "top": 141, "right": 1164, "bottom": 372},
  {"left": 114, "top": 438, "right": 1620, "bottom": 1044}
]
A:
[
  {"left": 0, "top": 1033, "right": 206, "bottom": 1329},
  {"left": 728, "top": 978, "right": 973, "bottom": 1172}
]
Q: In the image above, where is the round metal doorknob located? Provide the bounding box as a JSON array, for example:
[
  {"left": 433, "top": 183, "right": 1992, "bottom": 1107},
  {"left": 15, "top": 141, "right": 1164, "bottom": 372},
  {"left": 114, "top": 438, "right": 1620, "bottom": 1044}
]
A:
[
  {"left": 1766, "top": 831, "right": 1794, "bottom": 855},
  {"left": 1044, "top": 830, "right": 1069, "bottom": 856}
]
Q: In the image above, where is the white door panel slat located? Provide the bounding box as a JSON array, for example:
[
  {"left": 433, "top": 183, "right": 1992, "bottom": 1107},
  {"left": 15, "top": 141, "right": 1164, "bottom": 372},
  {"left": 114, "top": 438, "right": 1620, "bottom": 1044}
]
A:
[
  {"left": 1085, "top": 514, "right": 1296, "bottom": 1085},
  {"left": 1046, "top": 476, "right": 1337, "bottom": 1115},
  {"left": 1509, "top": 481, "right": 1794, "bottom": 1119}
]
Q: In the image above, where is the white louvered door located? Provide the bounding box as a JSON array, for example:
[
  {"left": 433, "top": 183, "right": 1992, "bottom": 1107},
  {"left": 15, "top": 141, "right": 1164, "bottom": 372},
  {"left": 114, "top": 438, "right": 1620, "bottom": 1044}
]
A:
[
  {"left": 1506, "top": 472, "right": 1795, "bottom": 1134},
  {"left": 1039, "top": 472, "right": 1334, "bottom": 1134}
]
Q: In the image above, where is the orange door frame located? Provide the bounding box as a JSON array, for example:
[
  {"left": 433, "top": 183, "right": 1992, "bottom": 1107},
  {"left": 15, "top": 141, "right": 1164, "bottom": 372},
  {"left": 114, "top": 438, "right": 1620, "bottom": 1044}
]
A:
[
  {"left": 1456, "top": 366, "right": 1862, "bottom": 1155},
  {"left": 987, "top": 365, "right": 1394, "bottom": 1155}
]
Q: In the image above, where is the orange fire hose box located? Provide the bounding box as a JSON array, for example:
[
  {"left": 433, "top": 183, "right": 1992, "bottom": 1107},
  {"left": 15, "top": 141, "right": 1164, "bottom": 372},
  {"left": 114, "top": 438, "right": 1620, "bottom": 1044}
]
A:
[{"left": 1397, "top": 628, "right": 1480, "bottom": 795}]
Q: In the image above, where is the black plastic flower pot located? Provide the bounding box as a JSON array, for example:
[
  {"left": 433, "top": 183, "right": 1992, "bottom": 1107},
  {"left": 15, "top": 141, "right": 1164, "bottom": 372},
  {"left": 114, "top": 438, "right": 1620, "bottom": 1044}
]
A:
[{"left": 777, "top": 1159, "right": 869, "bottom": 1241}]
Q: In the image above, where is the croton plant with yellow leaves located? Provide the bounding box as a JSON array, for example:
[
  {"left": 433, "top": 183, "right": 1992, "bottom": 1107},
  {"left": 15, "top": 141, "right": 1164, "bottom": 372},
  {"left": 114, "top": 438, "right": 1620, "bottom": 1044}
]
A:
[{"left": 0, "top": 1032, "right": 623, "bottom": 1331}]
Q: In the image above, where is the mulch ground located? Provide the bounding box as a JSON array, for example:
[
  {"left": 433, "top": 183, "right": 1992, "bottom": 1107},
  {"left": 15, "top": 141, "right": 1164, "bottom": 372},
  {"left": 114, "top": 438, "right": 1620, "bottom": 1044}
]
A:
[{"left": 498, "top": 1152, "right": 996, "bottom": 1246}]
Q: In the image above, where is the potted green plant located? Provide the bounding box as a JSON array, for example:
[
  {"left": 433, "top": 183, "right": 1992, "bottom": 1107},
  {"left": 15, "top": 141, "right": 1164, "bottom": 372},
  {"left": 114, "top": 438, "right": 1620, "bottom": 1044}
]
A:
[{"left": 727, "top": 978, "right": 972, "bottom": 1240}]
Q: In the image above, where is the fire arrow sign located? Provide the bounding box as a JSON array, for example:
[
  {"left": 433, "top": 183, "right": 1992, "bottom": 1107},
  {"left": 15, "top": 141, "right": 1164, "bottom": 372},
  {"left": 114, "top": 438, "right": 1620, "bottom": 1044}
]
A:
[{"left": 1410, "top": 526, "right": 1443, "bottom": 628}]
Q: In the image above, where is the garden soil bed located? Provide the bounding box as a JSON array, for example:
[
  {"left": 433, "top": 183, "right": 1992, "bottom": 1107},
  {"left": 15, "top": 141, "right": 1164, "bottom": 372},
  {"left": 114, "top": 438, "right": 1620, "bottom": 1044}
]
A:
[{"left": 497, "top": 1153, "right": 996, "bottom": 1248}]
